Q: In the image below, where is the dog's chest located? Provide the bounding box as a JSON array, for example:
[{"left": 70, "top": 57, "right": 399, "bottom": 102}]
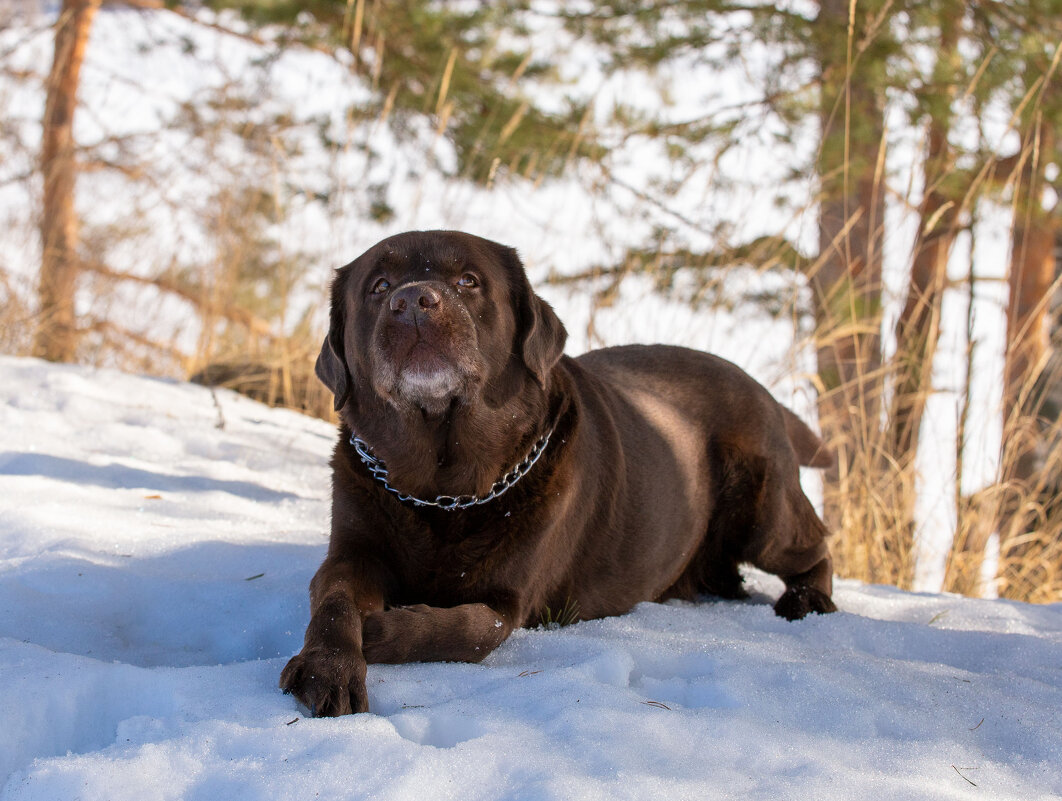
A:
[{"left": 393, "top": 511, "right": 524, "bottom": 605}]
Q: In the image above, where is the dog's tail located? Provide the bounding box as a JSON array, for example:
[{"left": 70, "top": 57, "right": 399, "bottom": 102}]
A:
[{"left": 782, "top": 407, "right": 833, "bottom": 469}]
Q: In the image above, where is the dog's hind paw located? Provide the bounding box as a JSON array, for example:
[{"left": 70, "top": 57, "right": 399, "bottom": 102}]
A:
[{"left": 773, "top": 586, "right": 837, "bottom": 621}]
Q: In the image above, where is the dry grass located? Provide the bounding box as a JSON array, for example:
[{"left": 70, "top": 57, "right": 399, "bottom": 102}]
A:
[
  {"left": 187, "top": 340, "right": 336, "bottom": 422},
  {"left": 822, "top": 431, "right": 921, "bottom": 591},
  {"left": 948, "top": 410, "right": 1062, "bottom": 603},
  {"left": 0, "top": 270, "right": 35, "bottom": 357}
]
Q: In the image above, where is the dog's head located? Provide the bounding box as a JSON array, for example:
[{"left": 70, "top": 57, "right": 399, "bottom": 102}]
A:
[{"left": 316, "top": 231, "right": 567, "bottom": 418}]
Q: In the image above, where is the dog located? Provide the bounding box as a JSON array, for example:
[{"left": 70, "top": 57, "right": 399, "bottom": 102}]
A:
[{"left": 280, "top": 230, "right": 837, "bottom": 716}]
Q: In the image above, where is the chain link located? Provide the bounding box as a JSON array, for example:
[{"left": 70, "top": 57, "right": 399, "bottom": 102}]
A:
[{"left": 349, "top": 425, "right": 555, "bottom": 511}]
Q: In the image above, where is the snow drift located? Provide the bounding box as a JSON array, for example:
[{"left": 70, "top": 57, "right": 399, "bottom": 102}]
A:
[{"left": 0, "top": 356, "right": 1059, "bottom": 800}]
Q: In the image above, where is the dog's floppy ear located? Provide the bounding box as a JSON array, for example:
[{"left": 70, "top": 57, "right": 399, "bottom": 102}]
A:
[
  {"left": 502, "top": 246, "right": 567, "bottom": 388},
  {"left": 521, "top": 292, "right": 567, "bottom": 388},
  {"left": 315, "top": 269, "right": 353, "bottom": 412}
]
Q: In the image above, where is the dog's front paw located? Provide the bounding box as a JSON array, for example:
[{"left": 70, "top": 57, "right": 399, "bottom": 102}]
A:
[
  {"left": 773, "top": 586, "right": 837, "bottom": 621},
  {"left": 279, "top": 647, "right": 369, "bottom": 716},
  {"left": 361, "top": 605, "right": 434, "bottom": 664}
]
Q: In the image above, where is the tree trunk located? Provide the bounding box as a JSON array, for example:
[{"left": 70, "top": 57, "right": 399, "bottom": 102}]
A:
[
  {"left": 812, "top": 0, "right": 889, "bottom": 581},
  {"left": 33, "top": 0, "right": 101, "bottom": 362},
  {"left": 885, "top": 7, "right": 961, "bottom": 577},
  {"left": 889, "top": 128, "right": 956, "bottom": 461},
  {"left": 995, "top": 116, "right": 1059, "bottom": 600}
]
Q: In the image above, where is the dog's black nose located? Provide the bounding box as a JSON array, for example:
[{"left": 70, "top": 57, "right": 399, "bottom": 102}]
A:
[{"left": 390, "top": 283, "right": 442, "bottom": 314}]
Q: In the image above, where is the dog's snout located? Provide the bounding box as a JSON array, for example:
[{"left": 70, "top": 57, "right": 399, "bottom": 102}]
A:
[{"left": 390, "top": 283, "right": 442, "bottom": 315}]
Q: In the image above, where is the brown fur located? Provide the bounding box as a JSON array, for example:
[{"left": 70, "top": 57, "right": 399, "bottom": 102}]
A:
[{"left": 280, "top": 230, "right": 837, "bottom": 716}]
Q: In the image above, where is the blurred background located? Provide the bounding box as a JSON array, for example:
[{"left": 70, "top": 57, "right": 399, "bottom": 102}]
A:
[{"left": 1, "top": 0, "right": 1059, "bottom": 602}]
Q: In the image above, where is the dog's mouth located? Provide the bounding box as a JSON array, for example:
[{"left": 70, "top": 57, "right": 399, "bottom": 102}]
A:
[
  {"left": 397, "top": 340, "right": 462, "bottom": 395},
  {"left": 372, "top": 318, "right": 481, "bottom": 412},
  {"left": 403, "top": 339, "right": 447, "bottom": 371}
]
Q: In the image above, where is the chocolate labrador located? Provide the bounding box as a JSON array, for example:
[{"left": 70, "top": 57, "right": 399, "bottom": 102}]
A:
[{"left": 280, "top": 230, "right": 837, "bottom": 716}]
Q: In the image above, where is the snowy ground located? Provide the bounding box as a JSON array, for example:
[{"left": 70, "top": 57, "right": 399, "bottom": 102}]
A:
[{"left": 1, "top": 355, "right": 1061, "bottom": 800}]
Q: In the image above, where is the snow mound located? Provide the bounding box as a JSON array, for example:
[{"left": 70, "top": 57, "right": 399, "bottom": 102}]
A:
[{"left": 1, "top": 356, "right": 1059, "bottom": 800}]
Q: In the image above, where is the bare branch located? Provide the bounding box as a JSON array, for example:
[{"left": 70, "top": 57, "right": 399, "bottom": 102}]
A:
[{"left": 83, "top": 260, "right": 277, "bottom": 337}]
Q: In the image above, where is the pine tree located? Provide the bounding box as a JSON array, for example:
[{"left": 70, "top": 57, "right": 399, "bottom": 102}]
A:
[
  {"left": 207, "top": 0, "right": 592, "bottom": 182},
  {"left": 34, "top": 0, "right": 102, "bottom": 362}
]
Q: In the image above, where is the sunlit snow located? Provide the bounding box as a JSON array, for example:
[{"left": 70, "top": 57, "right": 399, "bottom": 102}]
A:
[{"left": 1, "top": 356, "right": 1059, "bottom": 801}]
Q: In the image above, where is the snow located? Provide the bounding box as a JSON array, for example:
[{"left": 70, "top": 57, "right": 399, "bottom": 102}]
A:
[{"left": 2, "top": 355, "right": 1060, "bottom": 800}]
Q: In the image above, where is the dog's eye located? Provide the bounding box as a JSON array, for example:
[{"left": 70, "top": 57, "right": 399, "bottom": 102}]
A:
[
  {"left": 370, "top": 277, "right": 391, "bottom": 295},
  {"left": 457, "top": 273, "right": 479, "bottom": 288}
]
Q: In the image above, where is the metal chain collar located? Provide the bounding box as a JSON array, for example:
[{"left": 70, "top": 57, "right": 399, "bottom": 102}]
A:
[{"left": 348, "top": 425, "right": 555, "bottom": 511}]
